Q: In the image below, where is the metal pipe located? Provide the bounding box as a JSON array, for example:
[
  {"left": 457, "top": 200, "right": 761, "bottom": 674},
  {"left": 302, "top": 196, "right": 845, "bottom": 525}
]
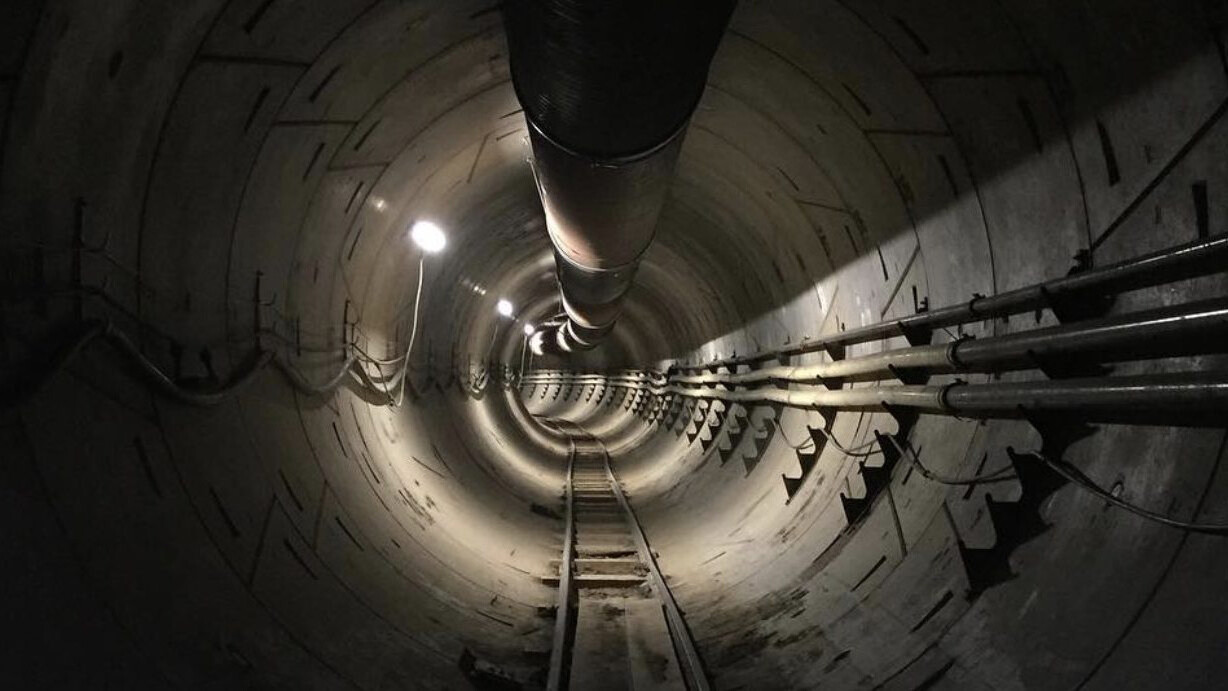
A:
[
  {"left": 527, "top": 296, "right": 1228, "bottom": 386},
  {"left": 525, "top": 367, "right": 1228, "bottom": 428},
  {"left": 943, "top": 372, "right": 1228, "bottom": 425},
  {"left": 665, "top": 297, "right": 1228, "bottom": 386},
  {"left": 675, "top": 232, "right": 1228, "bottom": 372},
  {"left": 951, "top": 297, "right": 1228, "bottom": 371},
  {"left": 504, "top": 0, "right": 736, "bottom": 353},
  {"left": 652, "top": 371, "right": 1228, "bottom": 427},
  {"left": 656, "top": 382, "right": 946, "bottom": 411}
]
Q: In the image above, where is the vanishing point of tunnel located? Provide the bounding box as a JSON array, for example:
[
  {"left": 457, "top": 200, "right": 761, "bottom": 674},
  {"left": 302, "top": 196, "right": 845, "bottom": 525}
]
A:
[{"left": 3, "top": 1, "right": 1228, "bottom": 689}]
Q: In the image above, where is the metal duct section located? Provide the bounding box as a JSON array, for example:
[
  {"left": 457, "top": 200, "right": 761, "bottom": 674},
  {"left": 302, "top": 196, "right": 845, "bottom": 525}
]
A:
[{"left": 504, "top": 0, "right": 736, "bottom": 354}]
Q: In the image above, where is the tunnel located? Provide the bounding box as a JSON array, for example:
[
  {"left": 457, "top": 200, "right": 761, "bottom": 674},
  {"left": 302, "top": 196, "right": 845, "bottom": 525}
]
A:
[{"left": 3, "top": 0, "right": 1228, "bottom": 688}]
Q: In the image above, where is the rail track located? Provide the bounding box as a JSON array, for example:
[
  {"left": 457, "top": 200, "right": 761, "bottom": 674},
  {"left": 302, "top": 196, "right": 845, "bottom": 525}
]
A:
[{"left": 543, "top": 420, "right": 708, "bottom": 691}]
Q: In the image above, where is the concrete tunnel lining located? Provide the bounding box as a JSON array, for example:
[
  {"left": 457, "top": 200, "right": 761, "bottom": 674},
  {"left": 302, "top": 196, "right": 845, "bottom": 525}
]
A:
[{"left": 2, "top": 0, "right": 1228, "bottom": 688}]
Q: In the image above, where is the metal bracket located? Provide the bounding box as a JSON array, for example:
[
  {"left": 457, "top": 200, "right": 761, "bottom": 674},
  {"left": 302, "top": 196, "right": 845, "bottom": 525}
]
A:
[
  {"left": 1038, "top": 285, "right": 1114, "bottom": 324},
  {"left": 1017, "top": 406, "right": 1098, "bottom": 459},
  {"left": 1024, "top": 347, "right": 1111, "bottom": 380},
  {"left": 824, "top": 342, "right": 846, "bottom": 361},
  {"left": 887, "top": 363, "right": 928, "bottom": 386},
  {"left": 880, "top": 400, "right": 919, "bottom": 437},
  {"left": 900, "top": 322, "right": 933, "bottom": 347}
]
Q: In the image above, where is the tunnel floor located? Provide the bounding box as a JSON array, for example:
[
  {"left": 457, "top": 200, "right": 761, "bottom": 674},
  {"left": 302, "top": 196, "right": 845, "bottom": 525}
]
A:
[{"left": 541, "top": 419, "right": 689, "bottom": 690}]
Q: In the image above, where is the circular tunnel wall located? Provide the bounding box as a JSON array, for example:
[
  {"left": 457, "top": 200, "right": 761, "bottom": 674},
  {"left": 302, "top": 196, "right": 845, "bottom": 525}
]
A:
[{"left": 2, "top": 0, "right": 1227, "bottom": 689}]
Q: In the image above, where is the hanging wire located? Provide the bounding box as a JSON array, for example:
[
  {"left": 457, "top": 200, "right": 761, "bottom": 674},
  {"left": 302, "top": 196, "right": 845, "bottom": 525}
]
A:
[
  {"left": 4, "top": 241, "right": 496, "bottom": 407},
  {"left": 1035, "top": 451, "right": 1228, "bottom": 535},
  {"left": 883, "top": 435, "right": 1015, "bottom": 486},
  {"left": 882, "top": 432, "right": 1228, "bottom": 535},
  {"left": 4, "top": 319, "right": 347, "bottom": 407},
  {"left": 811, "top": 424, "right": 881, "bottom": 457},
  {"left": 6, "top": 269, "right": 472, "bottom": 409},
  {"left": 772, "top": 418, "right": 815, "bottom": 451}
]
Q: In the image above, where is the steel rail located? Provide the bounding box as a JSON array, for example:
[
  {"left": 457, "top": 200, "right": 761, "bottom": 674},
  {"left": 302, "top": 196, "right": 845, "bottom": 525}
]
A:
[
  {"left": 603, "top": 450, "right": 710, "bottom": 691},
  {"left": 545, "top": 439, "right": 576, "bottom": 691}
]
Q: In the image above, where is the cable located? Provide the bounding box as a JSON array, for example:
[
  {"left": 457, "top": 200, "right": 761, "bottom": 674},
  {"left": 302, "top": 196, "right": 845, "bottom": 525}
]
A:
[
  {"left": 404, "top": 256, "right": 426, "bottom": 368},
  {"left": 5, "top": 318, "right": 366, "bottom": 409},
  {"left": 338, "top": 256, "right": 436, "bottom": 406},
  {"left": 884, "top": 435, "right": 1015, "bottom": 486},
  {"left": 811, "top": 425, "right": 881, "bottom": 458},
  {"left": 104, "top": 324, "right": 275, "bottom": 405},
  {"left": 378, "top": 256, "right": 428, "bottom": 406},
  {"left": 273, "top": 350, "right": 358, "bottom": 397},
  {"left": 1035, "top": 451, "right": 1228, "bottom": 535},
  {"left": 772, "top": 419, "right": 815, "bottom": 451}
]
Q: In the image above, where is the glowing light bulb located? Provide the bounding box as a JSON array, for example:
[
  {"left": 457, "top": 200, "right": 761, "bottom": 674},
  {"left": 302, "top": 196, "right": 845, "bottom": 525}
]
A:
[
  {"left": 496, "top": 298, "right": 514, "bottom": 317},
  {"left": 410, "top": 220, "right": 446, "bottom": 253}
]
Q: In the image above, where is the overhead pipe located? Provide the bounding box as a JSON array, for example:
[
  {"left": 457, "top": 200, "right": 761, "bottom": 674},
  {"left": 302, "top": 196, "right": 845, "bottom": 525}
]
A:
[
  {"left": 503, "top": 0, "right": 736, "bottom": 355},
  {"left": 523, "top": 296, "right": 1228, "bottom": 389},
  {"left": 666, "top": 297, "right": 1228, "bottom": 387},
  {"left": 675, "top": 232, "right": 1228, "bottom": 373},
  {"left": 524, "top": 369, "right": 1228, "bottom": 428},
  {"left": 603, "top": 372, "right": 1228, "bottom": 428}
]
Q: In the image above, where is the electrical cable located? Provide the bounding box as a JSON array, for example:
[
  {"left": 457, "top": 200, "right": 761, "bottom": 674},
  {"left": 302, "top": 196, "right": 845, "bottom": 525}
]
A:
[
  {"left": 404, "top": 255, "right": 426, "bottom": 368},
  {"left": 344, "top": 256, "right": 449, "bottom": 405},
  {"left": 6, "top": 251, "right": 456, "bottom": 406},
  {"left": 5, "top": 318, "right": 366, "bottom": 408},
  {"left": 104, "top": 323, "right": 275, "bottom": 406},
  {"left": 384, "top": 256, "right": 428, "bottom": 406},
  {"left": 1035, "top": 451, "right": 1228, "bottom": 535},
  {"left": 883, "top": 433, "right": 1228, "bottom": 534},
  {"left": 772, "top": 418, "right": 815, "bottom": 451},
  {"left": 883, "top": 435, "right": 1015, "bottom": 486},
  {"left": 273, "top": 350, "right": 359, "bottom": 397},
  {"left": 811, "top": 425, "right": 881, "bottom": 457}
]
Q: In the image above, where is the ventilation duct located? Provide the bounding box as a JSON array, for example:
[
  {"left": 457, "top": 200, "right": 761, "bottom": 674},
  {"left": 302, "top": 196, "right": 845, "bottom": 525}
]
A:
[{"left": 503, "top": 0, "right": 737, "bottom": 354}]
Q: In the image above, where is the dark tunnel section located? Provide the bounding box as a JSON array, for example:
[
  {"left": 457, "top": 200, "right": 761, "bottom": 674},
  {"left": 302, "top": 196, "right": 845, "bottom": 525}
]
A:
[{"left": 2, "top": 0, "right": 1228, "bottom": 689}]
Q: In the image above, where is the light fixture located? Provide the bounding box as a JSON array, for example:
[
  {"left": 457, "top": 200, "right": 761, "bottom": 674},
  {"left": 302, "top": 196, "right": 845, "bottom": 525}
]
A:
[
  {"left": 523, "top": 323, "right": 535, "bottom": 336},
  {"left": 497, "top": 298, "right": 514, "bottom": 318},
  {"left": 410, "top": 220, "right": 446, "bottom": 253}
]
